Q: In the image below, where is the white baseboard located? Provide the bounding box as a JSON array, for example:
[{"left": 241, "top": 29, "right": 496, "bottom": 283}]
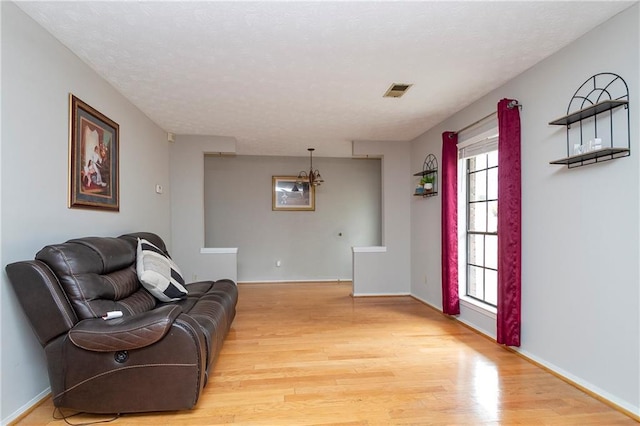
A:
[
  {"left": 409, "top": 294, "right": 440, "bottom": 310},
  {"left": 2, "top": 387, "right": 50, "bottom": 426},
  {"left": 8, "top": 291, "right": 636, "bottom": 422},
  {"left": 512, "top": 347, "right": 639, "bottom": 418},
  {"left": 352, "top": 292, "right": 410, "bottom": 297},
  {"left": 454, "top": 315, "right": 496, "bottom": 340},
  {"left": 238, "top": 279, "right": 352, "bottom": 284},
  {"left": 411, "top": 293, "right": 638, "bottom": 419}
]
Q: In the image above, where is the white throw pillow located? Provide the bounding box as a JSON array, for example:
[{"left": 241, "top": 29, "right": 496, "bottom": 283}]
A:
[{"left": 136, "top": 238, "right": 188, "bottom": 302}]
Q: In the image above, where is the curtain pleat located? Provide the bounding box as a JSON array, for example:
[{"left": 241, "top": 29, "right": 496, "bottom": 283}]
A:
[
  {"left": 441, "top": 132, "right": 460, "bottom": 315},
  {"left": 496, "top": 99, "right": 522, "bottom": 346}
]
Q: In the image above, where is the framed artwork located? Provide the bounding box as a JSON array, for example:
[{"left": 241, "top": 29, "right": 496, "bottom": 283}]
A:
[
  {"left": 272, "top": 176, "right": 315, "bottom": 211},
  {"left": 68, "top": 94, "right": 119, "bottom": 211}
]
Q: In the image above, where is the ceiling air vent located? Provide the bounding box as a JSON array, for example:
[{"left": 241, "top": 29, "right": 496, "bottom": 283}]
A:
[{"left": 383, "top": 83, "right": 413, "bottom": 98}]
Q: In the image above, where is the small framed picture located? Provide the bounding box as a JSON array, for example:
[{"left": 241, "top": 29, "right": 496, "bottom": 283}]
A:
[
  {"left": 272, "top": 176, "right": 315, "bottom": 211},
  {"left": 68, "top": 94, "right": 119, "bottom": 211}
]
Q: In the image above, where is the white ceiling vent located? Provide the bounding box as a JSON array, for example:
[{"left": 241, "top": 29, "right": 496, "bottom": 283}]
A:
[{"left": 383, "top": 83, "right": 413, "bottom": 98}]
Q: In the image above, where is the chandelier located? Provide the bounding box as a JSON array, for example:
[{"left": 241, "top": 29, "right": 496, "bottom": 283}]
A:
[{"left": 297, "top": 148, "right": 324, "bottom": 187}]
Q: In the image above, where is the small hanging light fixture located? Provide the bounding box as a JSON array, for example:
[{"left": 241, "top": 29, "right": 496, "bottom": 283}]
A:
[{"left": 297, "top": 148, "right": 324, "bottom": 187}]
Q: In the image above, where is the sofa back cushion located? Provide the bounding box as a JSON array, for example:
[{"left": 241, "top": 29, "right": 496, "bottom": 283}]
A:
[
  {"left": 119, "top": 232, "right": 170, "bottom": 256},
  {"left": 36, "top": 237, "right": 156, "bottom": 320}
]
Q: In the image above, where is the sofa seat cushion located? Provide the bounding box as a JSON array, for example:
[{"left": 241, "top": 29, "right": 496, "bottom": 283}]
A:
[
  {"left": 170, "top": 294, "right": 229, "bottom": 337},
  {"left": 185, "top": 280, "right": 237, "bottom": 308},
  {"left": 136, "top": 238, "right": 188, "bottom": 302},
  {"left": 183, "top": 281, "right": 218, "bottom": 298},
  {"left": 184, "top": 280, "right": 237, "bottom": 325}
]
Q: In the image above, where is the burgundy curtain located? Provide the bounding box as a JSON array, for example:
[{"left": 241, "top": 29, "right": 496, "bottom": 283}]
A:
[
  {"left": 441, "top": 131, "right": 460, "bottom": 315},
  {"left": 496, "top": 99, "right": 522, "bottom": 346}
]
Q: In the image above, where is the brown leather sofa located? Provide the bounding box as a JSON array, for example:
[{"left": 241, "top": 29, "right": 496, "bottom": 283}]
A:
[{"left": 5, "top": 232, "right": 237, "bottom": 414}]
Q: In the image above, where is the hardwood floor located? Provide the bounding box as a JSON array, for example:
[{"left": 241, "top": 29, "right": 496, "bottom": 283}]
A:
[{"left": 15, "top": 282, "right": 635, "bottom": 425}]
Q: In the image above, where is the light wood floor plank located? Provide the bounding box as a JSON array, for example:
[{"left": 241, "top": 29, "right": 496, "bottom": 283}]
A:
[{"left": 13, "top": 282, "right": 636, "bottom": 425}]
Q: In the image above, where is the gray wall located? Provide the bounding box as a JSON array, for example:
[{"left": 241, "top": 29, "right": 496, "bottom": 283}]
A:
[
  {"left": 410, "top": 4, "right": 639, "bottom": 415},
  {"left": 169, "top": 134, "right": 239, "bottom": 283},
  {"left": 1, "top": 3, "right": 172, "bottom": 423},
  {"left": 4, "top": 0, "right": 638, "bottom": 421},
  {"left": 204, "top": 155, "right": 381, "bottom": 281},
  {"left": 352, "top": 140, "right": 413, "bottom": 295}
]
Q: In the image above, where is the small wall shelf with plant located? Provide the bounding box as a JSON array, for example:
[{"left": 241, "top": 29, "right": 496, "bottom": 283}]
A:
[
  {"left": 414, "top": 154, "right": 438, "bottom": 197},
  {"left": 549, "top": 72, "right": 630, "bottom": 168}
]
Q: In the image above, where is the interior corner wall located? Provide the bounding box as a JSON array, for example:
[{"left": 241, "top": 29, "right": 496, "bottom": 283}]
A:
[
  {"left": 169, "top": 134, "right": 237, "bottom": 282},
  {"left": 352, "top": 140, "right": 412, "bottom": 295},
  {"left": 0, "top": 3, "right": 172, "bottom": 423},
  {"left": 204, "top": 155, "right": 381, "bottom": 282},
  {"left": 410, "top": 4, "right": 639, "bottom": 415}
]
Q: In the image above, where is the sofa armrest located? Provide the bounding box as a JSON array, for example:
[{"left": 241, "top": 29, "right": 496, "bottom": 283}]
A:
[
  {"left": 68, "top": 305, "right": 182, "bottom": 352},
  {"left": 6, "top": 260, "right": 78, "bottom": 346}
]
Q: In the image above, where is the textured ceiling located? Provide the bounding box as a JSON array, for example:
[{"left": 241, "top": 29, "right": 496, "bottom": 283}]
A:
[{"left": 17, "top": 1, "right": 634, "bottom": 157}]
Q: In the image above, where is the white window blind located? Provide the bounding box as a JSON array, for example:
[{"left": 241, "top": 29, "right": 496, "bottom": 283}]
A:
[{"left": 457, "top": 127, "right": 498, "bottom": 159}]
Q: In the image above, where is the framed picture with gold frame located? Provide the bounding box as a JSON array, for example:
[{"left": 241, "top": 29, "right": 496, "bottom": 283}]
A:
[
  {"left": 272, "top": 176, "right": 315, "bottom": 211},
  {"left": 68, "top": 94, "right": 119, "bottom": 211}
]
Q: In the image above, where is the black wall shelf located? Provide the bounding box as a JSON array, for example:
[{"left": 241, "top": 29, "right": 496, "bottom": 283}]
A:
[
  {"left": 548, "top": 100, "right": 628, "bottom": 126},
  {"left": 550, "top": 147, "right": 630, "bottom": 166},
  {"left": 549, "top": 73, "right": 630, "bottom": 169},
  {"left": 413, "top": 154, "right": 438, "bottom": 197}
]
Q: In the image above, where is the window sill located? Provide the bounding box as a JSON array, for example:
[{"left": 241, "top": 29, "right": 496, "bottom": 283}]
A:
[{"left": 460, "top": 296, "right": 497, "bottom": 319}]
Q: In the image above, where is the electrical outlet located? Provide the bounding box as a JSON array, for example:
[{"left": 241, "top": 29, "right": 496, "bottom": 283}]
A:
[{"left": 424, "top": 274, "right": 428, "bottom": 284}]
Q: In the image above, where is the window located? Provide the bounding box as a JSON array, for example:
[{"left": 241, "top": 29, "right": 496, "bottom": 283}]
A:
[
  {"left": 458, "top": 128, "right": 498, "bottom": 309},
  {"left": 466, "top": 151, "right": 498, "bottom": 306}
]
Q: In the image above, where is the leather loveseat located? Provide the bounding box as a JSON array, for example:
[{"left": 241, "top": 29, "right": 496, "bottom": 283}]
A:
[{"left": 5, "top": 232, "right": 237, "bottom": 414}]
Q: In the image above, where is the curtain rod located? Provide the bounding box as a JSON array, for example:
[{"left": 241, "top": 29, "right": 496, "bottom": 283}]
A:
[{"left": 450, "top": 100, "right": 521, "bottom": 137}]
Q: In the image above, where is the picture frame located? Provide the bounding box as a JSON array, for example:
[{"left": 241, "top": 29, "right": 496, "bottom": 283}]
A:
[
  {"left": 272, "top": 176, "right": 315, "bottom": 211},
  {"left": 68, "top": 94, "right": 119, "bottom": 211}
]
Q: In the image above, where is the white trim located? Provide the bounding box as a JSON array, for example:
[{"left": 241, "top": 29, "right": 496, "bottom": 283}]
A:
[
  {"left": 412, "top": 292, "right": 498, "bottom": 339},
  {"left": 200, "top": 247, "right": 238, "bottom": 254},
  {"left": 454, "top": 315, "right": 496, "bottom": 341},
  {"left": 238, "top": 279, "right": 352, "bottom": 284},
  {"left": 457, "top": 126, "right": 500, "bottom": 310},
  {"left": 2, "top": 387, "right": 51, "bottom": 426},
  {"left": 352, "top": 292, "right": 410, "bottom": 297},
  {"left": 403, "top": 291, "right": 638, "bottom": 417},
  {"left": 460, "top": 296, "right": 497, "bottom": 318},
  {"left": 410, "top": 294, "right": 442, "bottom": 311},
  {"left": 352, "top": 246, "right": 387, "bottom": 253},
  {"left": 512, "top": 347, "right": 639, "bottom": 416},
  {"left": 447, "top": 302, "right": 637, "bottom": 418},
  {"left": 457, "top": 128, "right": 499, "bottom": 149}
]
